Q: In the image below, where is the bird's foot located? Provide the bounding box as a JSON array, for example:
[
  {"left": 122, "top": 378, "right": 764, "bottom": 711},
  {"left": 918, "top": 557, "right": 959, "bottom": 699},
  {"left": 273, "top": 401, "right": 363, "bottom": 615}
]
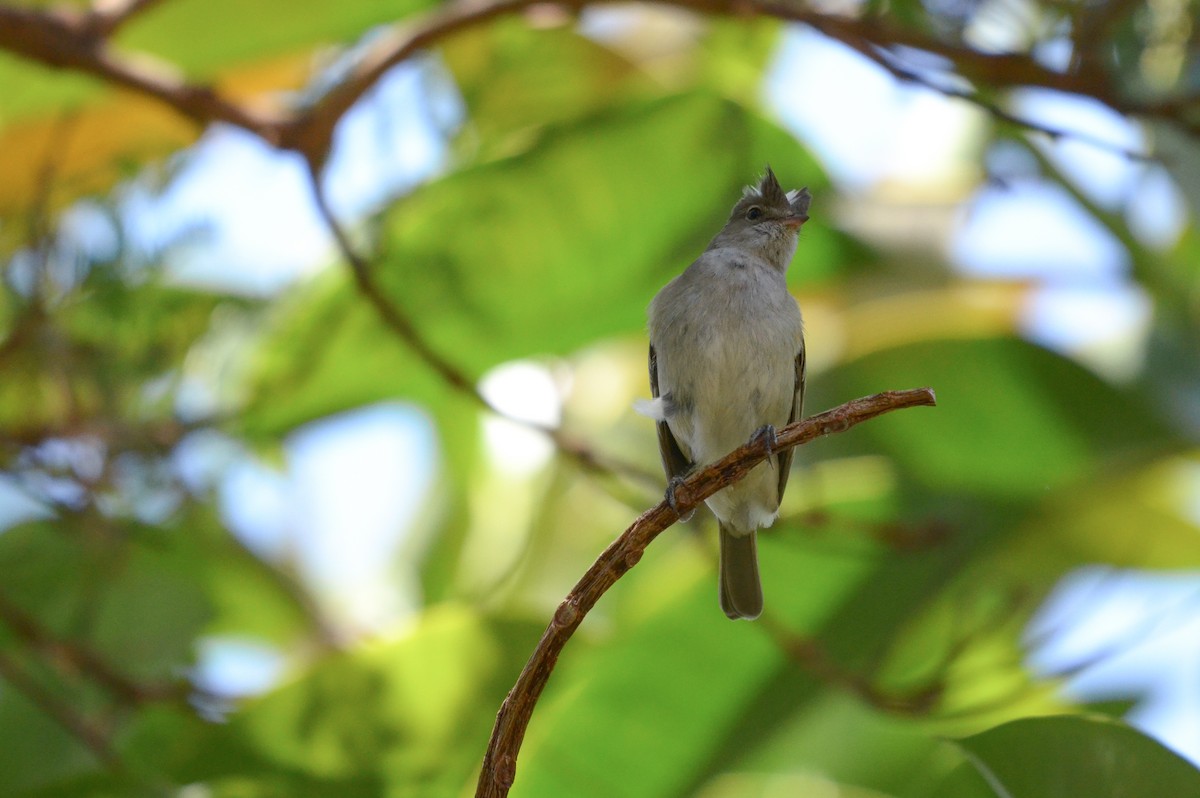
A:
[
  {"left": 750, "top": 424, "right": 778, "bottom": 456},
  {"left": 666, "top": 476, "right": 695, "bottom": 522}
]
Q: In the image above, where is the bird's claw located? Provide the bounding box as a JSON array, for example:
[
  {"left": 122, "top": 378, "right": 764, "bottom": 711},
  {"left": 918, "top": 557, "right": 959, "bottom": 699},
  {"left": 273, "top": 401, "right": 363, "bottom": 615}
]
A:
[
  {"left": 750, "top": 424, "right": 778, "bottom": 456},
  {"left": 666, "top": 476, "right": 695, "bottom": 522}
]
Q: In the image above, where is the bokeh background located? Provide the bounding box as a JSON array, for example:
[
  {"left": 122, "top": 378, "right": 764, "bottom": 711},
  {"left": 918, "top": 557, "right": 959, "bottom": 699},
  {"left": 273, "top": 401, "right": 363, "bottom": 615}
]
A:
[{"left": 2, "top": 0, "right": 1200, "bottom": 795}]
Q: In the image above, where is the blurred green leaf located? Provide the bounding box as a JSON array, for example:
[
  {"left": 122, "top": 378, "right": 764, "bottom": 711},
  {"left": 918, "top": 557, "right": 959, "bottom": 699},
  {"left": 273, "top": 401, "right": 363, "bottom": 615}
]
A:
[
  {"left": 0, "top": 518, "right": 207, "bottom": 795},
  {"left": 443, "top": 20, "right": 657, "bottom": 159},
  {"left": 61, "top": 280, "right": 229, "bottom": 379},
  {"left": 948, "top": 715, "right": 1200, "bottom": 797},
  {"left": 157, "top": 605, "right": 520, "bottom": 796},
  {"left": 733, "top": 691, "right": 947, "bottom": 798},
  {"left": 0, "top": 277, "right": 229, "bottom": 437},
  {"left": 378, "top": 91, "right": 829, "bottom": 373},
  {"left": 117, "top": 0, "right": 437, "bottom": 83},
  {"left": 0, "top": 519, "right": 210, "bottom": 680},
  {"left": 818, "top": 337, "right": 1175, "bottom": 500},
  {"left": 927, "top": 760, "right": 1005, "bottom": 798},
  {"left": 0, "top": 52, "right": 106, "bottom": 125},
  {"left": 0, "top": 685, "right": 99, "bottom": 796},
  {"left": 156, "top": 506, "right": 319, "bottom": 644},
  {"left": 698, "top": 17, "right": 786, "bottom": 98},
  {"left": 1002, "top": 456, "right": 1200, "bottom": 579}
]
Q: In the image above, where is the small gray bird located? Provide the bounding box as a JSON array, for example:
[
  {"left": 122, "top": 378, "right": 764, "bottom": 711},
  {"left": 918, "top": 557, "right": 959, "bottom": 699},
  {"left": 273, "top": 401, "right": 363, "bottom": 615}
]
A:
[{"left": 639, "top": 167, "right": 809, "bottom": 620}]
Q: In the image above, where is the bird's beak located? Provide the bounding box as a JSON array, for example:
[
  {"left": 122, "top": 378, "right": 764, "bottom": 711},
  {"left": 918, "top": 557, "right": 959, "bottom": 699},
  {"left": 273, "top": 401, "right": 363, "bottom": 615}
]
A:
[{"left": 782, "top": 213, "right": 809, "bottom": 230}]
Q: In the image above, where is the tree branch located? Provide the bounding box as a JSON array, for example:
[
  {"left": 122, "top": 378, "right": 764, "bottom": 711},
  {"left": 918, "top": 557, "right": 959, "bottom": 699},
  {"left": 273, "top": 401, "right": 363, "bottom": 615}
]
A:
[
  {"left": 277, "top": 0, "right": 538, "bottom": 167},
  {"left": 0, "top": 5, "right": 283, "bottom": 136},
  {"left": 282, "top": 0, "right": 1199, "bottom": 160},
  {"left": 474, "top": 386, "right": 937, "bottom": 798},
  {"left": 839, "top": 36, "right": 1155, "bottom": 161},
  {"left": 2, "top": 0, "right": 1195, "bottom": 170}
]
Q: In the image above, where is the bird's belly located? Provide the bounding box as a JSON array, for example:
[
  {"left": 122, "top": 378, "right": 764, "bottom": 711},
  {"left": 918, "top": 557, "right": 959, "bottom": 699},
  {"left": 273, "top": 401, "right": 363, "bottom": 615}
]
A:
[{"left": 685, "top": 330, "right": 794, "bottom": 461}]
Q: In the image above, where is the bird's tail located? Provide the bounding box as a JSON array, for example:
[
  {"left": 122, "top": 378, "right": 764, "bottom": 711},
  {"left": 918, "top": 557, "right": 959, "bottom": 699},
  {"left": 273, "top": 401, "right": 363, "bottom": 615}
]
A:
[{"left": 719, "top": 523, "right": 763, "bottom": 620}]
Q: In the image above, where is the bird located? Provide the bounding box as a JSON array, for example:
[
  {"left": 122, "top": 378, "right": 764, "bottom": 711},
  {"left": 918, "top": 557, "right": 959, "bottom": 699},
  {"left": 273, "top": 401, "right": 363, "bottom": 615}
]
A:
[{"left": 639, "top": 167, "right": 809, "bottom": 620}]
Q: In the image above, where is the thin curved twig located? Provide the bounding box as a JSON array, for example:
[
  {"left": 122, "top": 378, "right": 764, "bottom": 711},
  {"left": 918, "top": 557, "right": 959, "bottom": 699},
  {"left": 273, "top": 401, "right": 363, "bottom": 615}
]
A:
[
  {"left": 475, "top": 386, "right": 937, "bottom": 798},
  {"left": 302, "top": 161, "right": 663, "bottom": 489},
  {"left": 304, "top": 161, "right": 483, "bottom": 399}
]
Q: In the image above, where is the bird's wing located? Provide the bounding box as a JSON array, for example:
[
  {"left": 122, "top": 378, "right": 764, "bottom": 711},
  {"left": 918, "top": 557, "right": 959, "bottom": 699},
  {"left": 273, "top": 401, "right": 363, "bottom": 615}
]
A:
[
  {"left": 776, "top": 344, "right": 806, "bottom": 502},
  {"left": 649, "top": 344, "right": 692, "bottom": 481}
]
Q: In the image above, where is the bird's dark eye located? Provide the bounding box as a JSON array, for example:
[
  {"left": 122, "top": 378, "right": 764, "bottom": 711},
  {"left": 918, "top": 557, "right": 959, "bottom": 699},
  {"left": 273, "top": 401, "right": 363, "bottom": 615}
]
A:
[{"left": 746, "top": 206, "right": 763, "bottom": 221}]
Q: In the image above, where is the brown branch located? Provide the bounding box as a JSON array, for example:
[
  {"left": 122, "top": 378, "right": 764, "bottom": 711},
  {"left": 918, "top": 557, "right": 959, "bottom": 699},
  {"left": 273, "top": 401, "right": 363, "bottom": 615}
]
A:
[
  {"left": 0, "top": 4, "right": 284, "bottom": 137},
  {"left": 840, "top": 36, "right": 1156, "bottom": 161},
  {"left": 277, "top": 0, "right": 538, "bottom": 167},
  {"left": 475, "top": 386, "right": 937, "bottom": 798},
  {"left": 281, "top": 0, "right": 1199, "bottom": 161},
  {"left": 2, "top": 0, "right": 1196, "bottom": 170}
]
